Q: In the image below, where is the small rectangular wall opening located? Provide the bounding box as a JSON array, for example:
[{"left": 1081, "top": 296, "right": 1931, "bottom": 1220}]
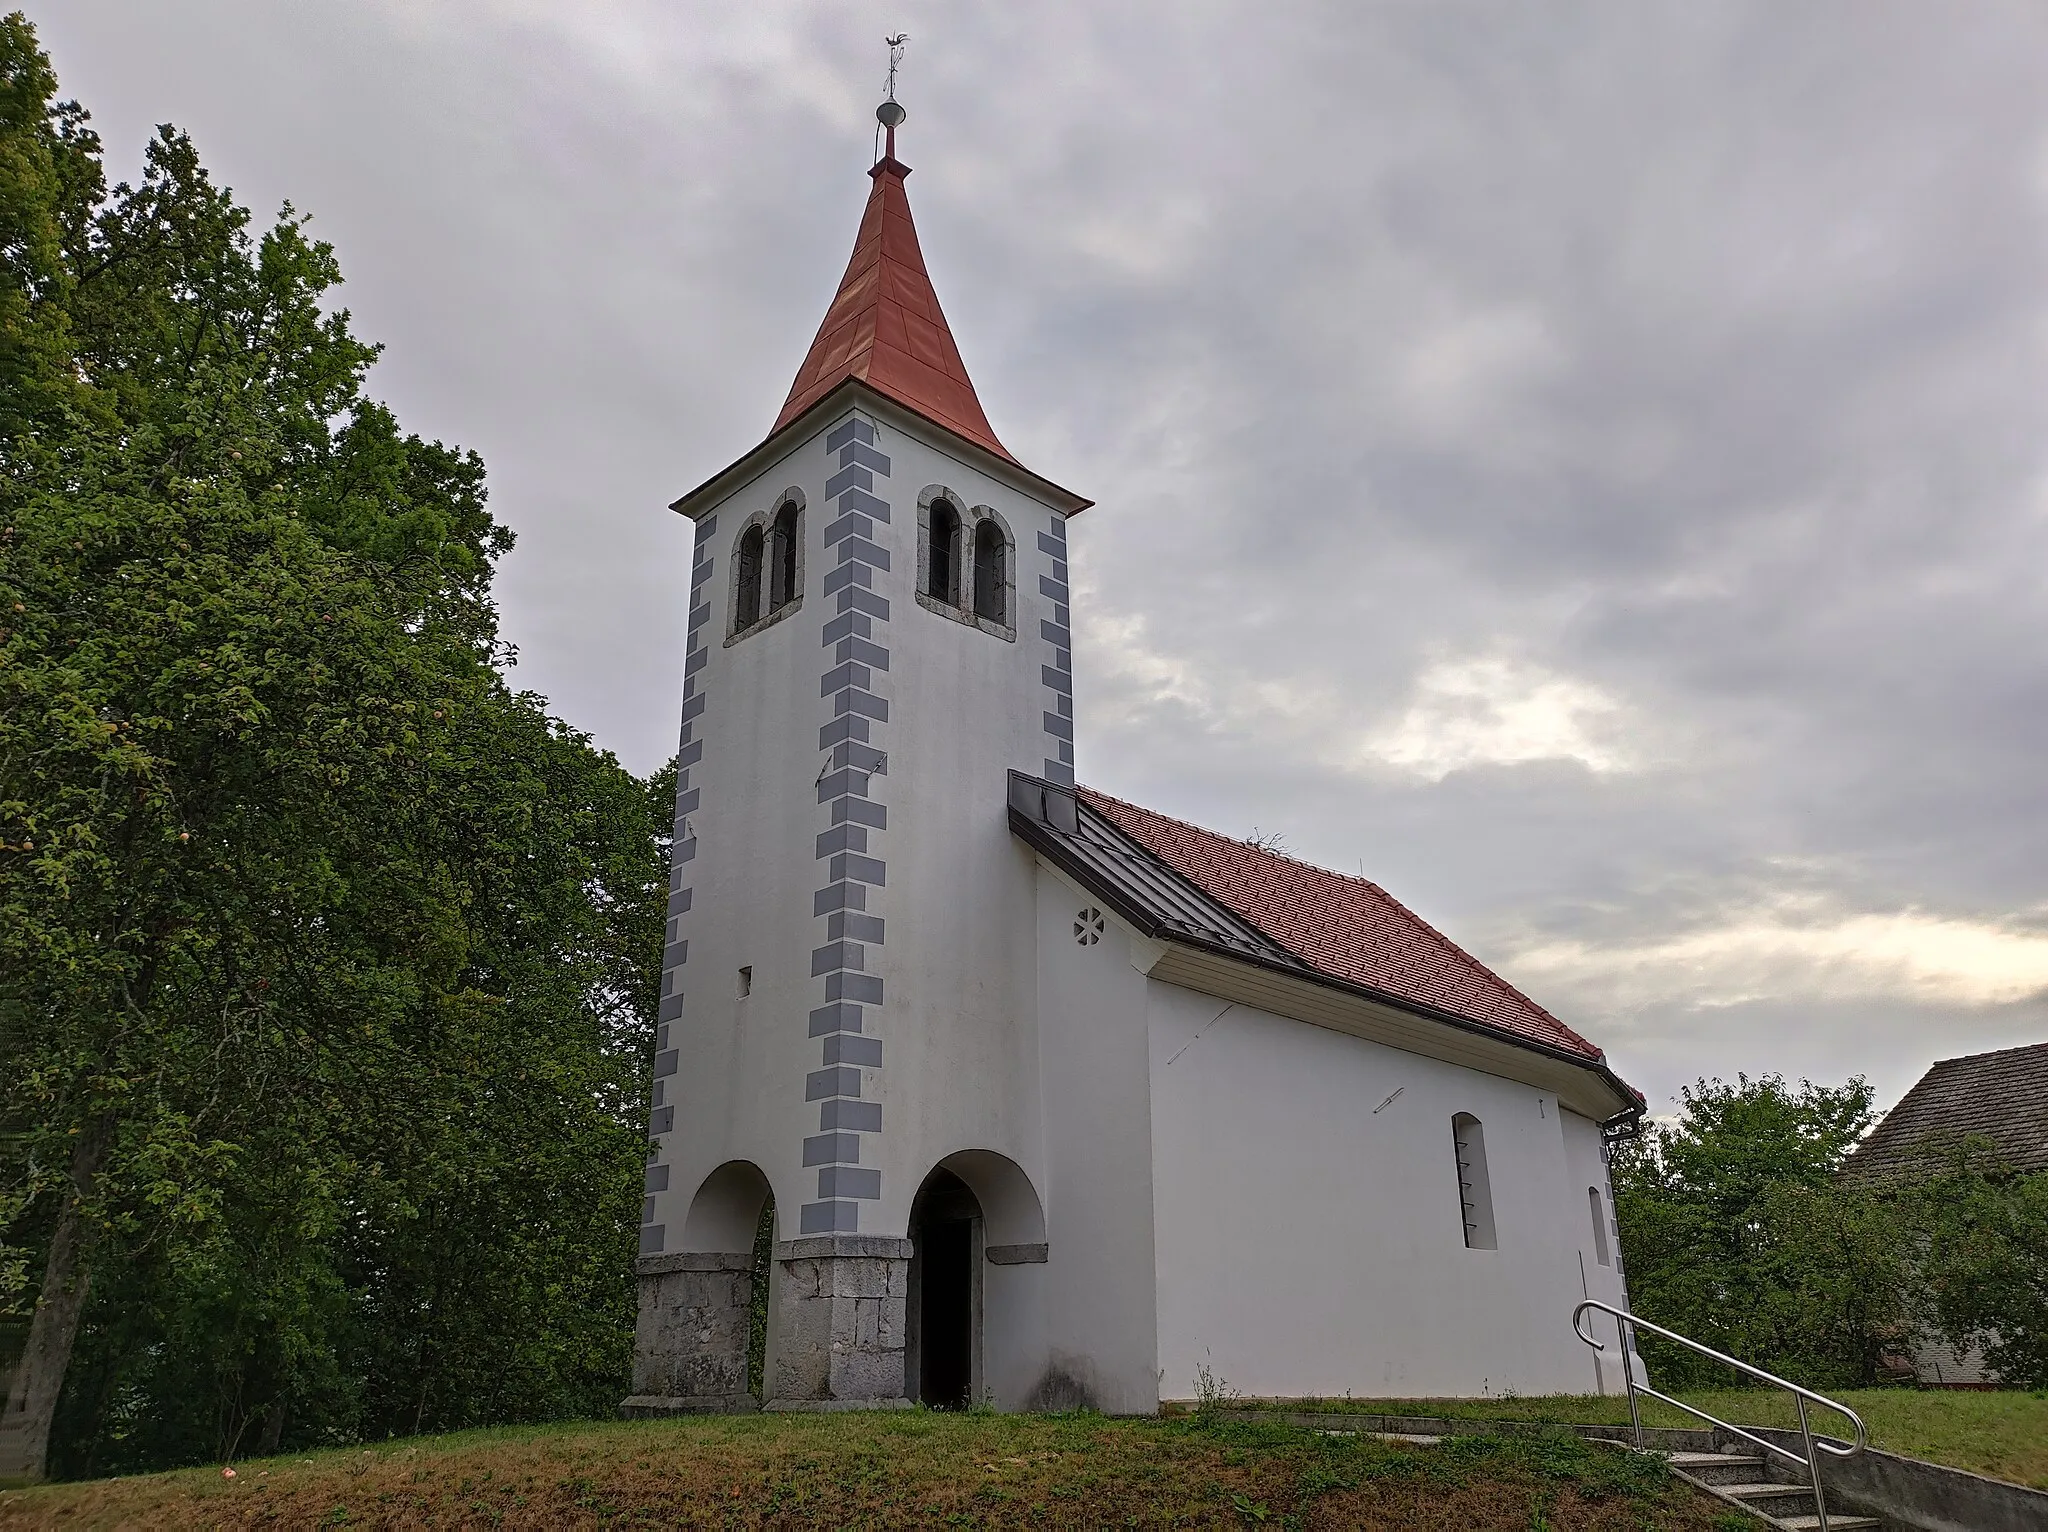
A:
[
  {"left": 1588, "top": 1186, "right": 1611, "bottom": 1266},
  {"left": 737, "top": 965, "right": 753, "bottom": 998},
  {"left": 1452, "top": 1113, "right": 1496, "bottom": 1250}
]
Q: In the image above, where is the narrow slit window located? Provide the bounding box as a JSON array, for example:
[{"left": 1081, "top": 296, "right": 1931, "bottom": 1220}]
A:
[
  {"left": 735, "top": 525, "right": 764, "bottom": 629},
  {"left": 972, "top": 518, "right": 1006, "bottom": 623},
  {"left": 1452, "top": 1113, "right": 1496, "bottom": 1250},
  {"left": 737, "top": 966, "right": 753, "bottom": 998},
  {"left": 927, "top": 500, "right": 961, "bottom": 606},
  {"left": 769, "top": 501, "right": 800, "bottom": 612},
  {"left": 1588, "top": 1186, "right": 1611, "bottom": 1267}
]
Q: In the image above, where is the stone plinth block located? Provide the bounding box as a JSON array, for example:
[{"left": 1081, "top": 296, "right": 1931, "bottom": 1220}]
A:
[
  {"left": 625, "top": 1252, "right": 756, "bottom": 1413},
  {"left": 766, "top": 1235, "right": 912, "bottom": 1408}
]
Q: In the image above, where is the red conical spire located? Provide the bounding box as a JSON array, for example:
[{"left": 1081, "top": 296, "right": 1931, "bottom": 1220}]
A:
[{"left": 772, "top": 152, "right": 1017, "bottom": 465}]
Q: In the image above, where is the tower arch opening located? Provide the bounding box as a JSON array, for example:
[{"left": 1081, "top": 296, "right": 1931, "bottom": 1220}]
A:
[
  {"left": 681, "top": 1158, "right": 772, "bottom": 1252},
  {"left": 905, "top": 1152, "right": 1046, "bottom": 1410},
  {"left": 937, "top": 1147, "right": 1045, "bottom": 1249},
  {"left": 908, "top": 1166, "right": 979, "bottom": 1408}
]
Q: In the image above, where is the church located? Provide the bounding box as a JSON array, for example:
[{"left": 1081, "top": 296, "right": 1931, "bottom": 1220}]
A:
[{"left": 627, "top": 97, "right": 1644, "bottom": 1416}]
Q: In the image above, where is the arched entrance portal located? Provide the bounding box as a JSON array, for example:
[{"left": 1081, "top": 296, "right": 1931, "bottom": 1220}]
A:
[{"left": 908, "top": 1167, "right": 982, "bottom": 1408}]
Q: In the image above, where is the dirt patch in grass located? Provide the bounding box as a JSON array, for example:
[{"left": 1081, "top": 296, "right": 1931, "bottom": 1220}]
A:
[
  {"left": 1265, "top": 1389, "right": 2048, "bottom": 1490},
  {"left": 0, "top": 1410, "right": 1732, "bottom": 1529}
]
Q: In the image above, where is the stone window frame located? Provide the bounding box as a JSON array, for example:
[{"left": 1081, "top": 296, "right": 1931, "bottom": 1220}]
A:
[
  {"left": 725, "top": 487, "right": 806, "bottom": 646},
  {"left": 914, "top": 485, "right": 1016, "bottom": 642}
]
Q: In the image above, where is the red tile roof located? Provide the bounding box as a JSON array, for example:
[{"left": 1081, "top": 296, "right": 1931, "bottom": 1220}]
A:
[
  {"left": 1079, "top": 786, "right": 1606, "bottom": 1064},
  {"left": 773, "top": 156, "right": 1016, "bottom": 465}
]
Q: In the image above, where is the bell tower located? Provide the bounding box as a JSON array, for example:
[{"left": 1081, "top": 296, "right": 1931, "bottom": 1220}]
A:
[{"left": 627, "top": 77, "right": 1090, "bottom": 1414}]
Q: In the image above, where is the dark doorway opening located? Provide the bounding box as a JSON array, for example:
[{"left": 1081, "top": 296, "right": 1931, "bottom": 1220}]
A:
[{"left": 908, "top": 1167, "right": 980, "bottom": 1408}]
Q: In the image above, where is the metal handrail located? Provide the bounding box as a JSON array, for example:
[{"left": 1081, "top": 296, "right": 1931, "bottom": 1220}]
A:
[{"left": 1573, "top": 1299, "right": 1867, "bottom": 1532}]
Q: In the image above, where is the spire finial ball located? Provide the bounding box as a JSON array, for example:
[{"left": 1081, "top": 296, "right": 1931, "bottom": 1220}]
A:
[{"left": 876, "top": 100, "right": 906, "bottom": 129}]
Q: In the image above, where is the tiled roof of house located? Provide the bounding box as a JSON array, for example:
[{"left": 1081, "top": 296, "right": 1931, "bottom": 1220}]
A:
[
  {"left": 1077, "top": 786, "right": 1608, "bottom": 1066},
  {"left": 772, "top": 155, "right": 1017, "bottom": 465},
  {"left": 1842, "top": 1041, "right": 2048, "bottom": 1180}
]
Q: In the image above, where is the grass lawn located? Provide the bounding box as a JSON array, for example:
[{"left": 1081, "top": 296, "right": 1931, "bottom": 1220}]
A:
[
  {"left": 1269, "top": 1390, "right": 2048, "bottom": 1490},
  {"left": 0, "top": 1409, "right": 1740, "bottom": 1530}
]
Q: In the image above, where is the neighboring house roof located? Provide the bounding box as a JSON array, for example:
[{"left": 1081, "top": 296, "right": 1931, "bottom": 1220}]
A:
[
  {"left": 1842, "top": 1041, "right": 2048, "bottom": 1180},
  {"left": 1077, "top": 784, "right": 1607, "bottom": 1066},
  {"left": 772, "top": 155, "right": 1017, "bottom": 465}
]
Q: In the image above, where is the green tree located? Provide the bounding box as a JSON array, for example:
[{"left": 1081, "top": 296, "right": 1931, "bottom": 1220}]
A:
[
  {"left": 1916, "top": 1143, "right": 2048, "bottom": 1389},
  {"left": 1610, "top": 1075, "right": 1918, "bottom": 1388},
  {"left": 0, "top": 15, "right": 665, "bottom": 1479}
]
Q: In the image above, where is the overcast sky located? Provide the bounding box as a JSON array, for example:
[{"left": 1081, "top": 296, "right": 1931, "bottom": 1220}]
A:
[{"left": 42, "top": 1, "right": 2048, "bottom": 1119}]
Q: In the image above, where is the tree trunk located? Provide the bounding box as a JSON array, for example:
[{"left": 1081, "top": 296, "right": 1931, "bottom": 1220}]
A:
[
  {"left": 257, "top": 1398, "right": 286, "bottom": 1457},
  {"left": 0, "top": 1119, "right": 111, "bottom": 1483}
]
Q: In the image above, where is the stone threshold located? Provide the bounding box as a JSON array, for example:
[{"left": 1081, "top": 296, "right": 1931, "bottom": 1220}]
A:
[{"left": 620, "top": 1394, "right": 759, "bottom": 1417}]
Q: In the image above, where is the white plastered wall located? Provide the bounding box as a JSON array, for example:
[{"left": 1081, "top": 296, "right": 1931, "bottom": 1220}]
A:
[
  {"left": 1029, "top": 864, "right": 1163, "bottom": 1413},
  {"left": 651, "top": 428, "right": 825, "bottom": 1249},
  {"left": 1558, "top": 1106, "right": 1635, "bottom": 1393},
  {"left": 1146, "top": 955, "right": 1629, "bottom": 1401}
]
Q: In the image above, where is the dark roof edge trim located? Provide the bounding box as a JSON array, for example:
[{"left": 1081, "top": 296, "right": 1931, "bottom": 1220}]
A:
[
  {"left": 670, "top": 378, "right": 1094, "bottom": 521},
  {"left": 1007, "top": 776, "right": 1644, "bottom": 1134}
]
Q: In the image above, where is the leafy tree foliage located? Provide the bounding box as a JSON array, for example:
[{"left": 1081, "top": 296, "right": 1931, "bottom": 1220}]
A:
[
  {"left": 1616, "top": 1073, "right": 2048, "bottom": 1392},
  {"left": 1914, "top": 1144, "right": 2048, "bottom": 1389},
  {"left": 0, "top": 15, "right": 666, "bottom": 1479},
  {"left": 1609, "top": 1074, "right": 1918, "bottom": 1389}
]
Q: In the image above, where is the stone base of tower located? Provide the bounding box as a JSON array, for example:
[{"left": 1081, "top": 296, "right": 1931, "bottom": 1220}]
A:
[
  {"left": 622, "top": 1252, "right": 759, "bottom": 1415},
  {"left": 762, "top": 1235, "right": 914, "bottom": 1409}
]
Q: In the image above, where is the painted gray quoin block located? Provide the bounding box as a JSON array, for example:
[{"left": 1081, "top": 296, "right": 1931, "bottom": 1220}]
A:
[{"left": 804, "top": 413, "right": 895, "bottom": 1238}]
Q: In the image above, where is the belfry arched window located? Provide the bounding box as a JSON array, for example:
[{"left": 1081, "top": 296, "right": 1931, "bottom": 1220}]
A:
[
  {"left": 972, "top": 518, "right": 1007, "bottom": 623},
  {"left": 926, "top": 498, "right": 962, "bottom": 607},
  {"left": 734, "top": 524, "right": 764, "bottom": 630},
  {"left": 727, "top": 490, "right": 804, "bottom": 642},
  {"left": 769, "top": 500, "right": 801, "bottom": 612},
  {"left": 918, "top": 490, "right": 1015, "bottom": 641}
]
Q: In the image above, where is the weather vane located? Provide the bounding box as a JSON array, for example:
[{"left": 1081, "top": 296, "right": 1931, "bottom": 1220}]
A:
[
  {"left": 876, "top": 34, "right": 908, "bottom": 162},
  {"left": 884, "top": 34, "right": 908, "bottom": 102}
]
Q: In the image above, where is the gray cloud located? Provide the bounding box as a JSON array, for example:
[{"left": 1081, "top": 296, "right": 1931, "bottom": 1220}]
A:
[{"left": 43, "top": 0, "right": 2048, "bottom": 1114}]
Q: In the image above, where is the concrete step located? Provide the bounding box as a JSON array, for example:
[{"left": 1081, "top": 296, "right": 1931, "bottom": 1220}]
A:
[
  {"left": 1665, "top": 1455, "right": 1888, "bottom": 1531},
  {"left": 1668, "top": 1450, "right": 1767, "bottom": 1486},
  {"left": 1721, "top": 1481, "right": 1825, "bottom": 1517}
]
